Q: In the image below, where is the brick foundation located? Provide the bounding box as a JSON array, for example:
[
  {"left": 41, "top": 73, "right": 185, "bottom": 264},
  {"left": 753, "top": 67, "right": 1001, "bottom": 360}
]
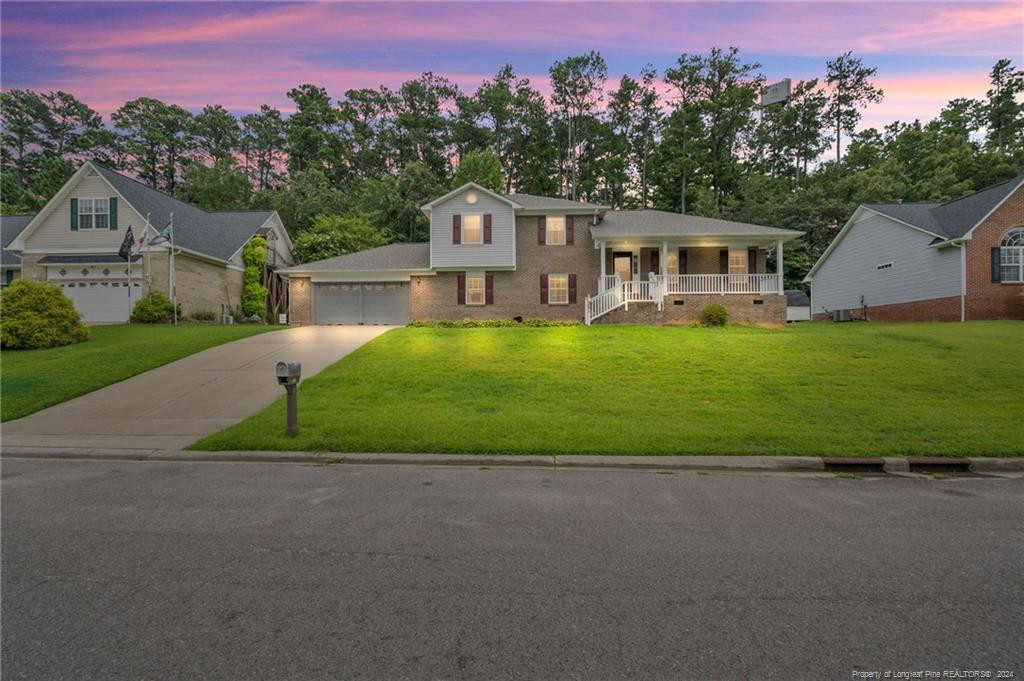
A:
[{"left": 598, "top": 294, "right": 787, "bottom": 325}]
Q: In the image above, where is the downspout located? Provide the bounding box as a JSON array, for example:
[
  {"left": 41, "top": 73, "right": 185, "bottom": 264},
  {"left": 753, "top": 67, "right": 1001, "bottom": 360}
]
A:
[{"left": 957, "top": 241, "right": 966, "bottom": 322}]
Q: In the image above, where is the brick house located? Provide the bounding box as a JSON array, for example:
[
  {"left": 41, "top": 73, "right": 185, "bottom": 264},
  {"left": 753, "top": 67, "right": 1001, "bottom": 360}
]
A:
[
  {"left": 283, "top": 182, "right": 802, "bottom": 325},
  {"left": 805, "top": 177, "right": 1024, "bottom": 321},
  {"left": 6, "top": 161, "right": 293, "bottom": 322}
]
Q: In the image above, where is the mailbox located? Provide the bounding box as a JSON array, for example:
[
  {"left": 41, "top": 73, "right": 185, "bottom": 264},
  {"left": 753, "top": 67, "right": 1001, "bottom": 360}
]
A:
[{"left": 276, "top": 361, "right": 301, "bottom": 386}]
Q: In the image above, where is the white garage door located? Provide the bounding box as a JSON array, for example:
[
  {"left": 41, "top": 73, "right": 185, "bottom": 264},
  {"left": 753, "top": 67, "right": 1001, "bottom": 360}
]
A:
[
  {"left": 58, "top": 281, "right": 136, "bottom": 323},
  {"left": 314, "top": 282, "right": 409, "bottom": 325}
]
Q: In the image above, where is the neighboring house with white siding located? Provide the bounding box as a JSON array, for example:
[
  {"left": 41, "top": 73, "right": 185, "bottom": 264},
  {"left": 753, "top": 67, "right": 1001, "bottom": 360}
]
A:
[
  {"left": 283, "top": 182, "right": 803, "bottom": 326},
  {"left": 805, "top": 177, "right": 1024, "bottom": 321},
  {"left": 6, "top": 161, "right": 293, "bottom": 322}
]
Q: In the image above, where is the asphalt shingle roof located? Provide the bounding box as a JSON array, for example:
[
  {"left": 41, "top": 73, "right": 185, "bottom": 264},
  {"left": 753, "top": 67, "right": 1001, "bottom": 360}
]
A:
[
  {"left": 505, "top": 193, "right": 608, "bottom": 211},
  {"left": 92, "top": 164, "right": 274, "bottom": 261},
  {"left": 1, "top": 215, "right": 31, "bottom": 267},
  {"left": 282, "top": 243, "right": 430, "bottom": 272},
  {"left": 865, "top": 176, "right": 1023, "bottom": 240},
  {"left": 591, "top": 209, "right": 803, "bottom": 239}
]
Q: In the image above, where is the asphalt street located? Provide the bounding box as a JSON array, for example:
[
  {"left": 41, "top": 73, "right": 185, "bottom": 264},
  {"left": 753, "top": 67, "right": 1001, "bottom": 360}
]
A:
[{"left": 2, "top": 459, "right": 1021, "bottom": 680}]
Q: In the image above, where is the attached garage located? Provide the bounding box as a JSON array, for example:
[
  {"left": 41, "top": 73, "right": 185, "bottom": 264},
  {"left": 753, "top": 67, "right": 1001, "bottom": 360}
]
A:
[
  {"left": 314, "top": 281, "right": 409, "bottom": 325},
  {"left": 57, "top": 280, "right": 139, "bottom": 323},
  {"left": 282, "top": 243, "right": 431, "bottom": 326}
]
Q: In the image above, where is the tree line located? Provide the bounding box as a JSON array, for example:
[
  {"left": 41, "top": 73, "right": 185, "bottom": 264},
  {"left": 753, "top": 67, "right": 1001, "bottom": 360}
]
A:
[{"left": 2, "top": 50, "right": 1021, "bottom": 284}]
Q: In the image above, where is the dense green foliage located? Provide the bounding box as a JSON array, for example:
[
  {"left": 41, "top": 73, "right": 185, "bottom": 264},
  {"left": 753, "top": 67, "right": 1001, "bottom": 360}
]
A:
[
  {"left": 292, "top": 214, "right": 389, "bottom": 264},
  {"left": 3, "top": 55, "right": 1021, "bottom": 289},
  {"left": 192, "top": 322, "right": 1024, "bottom": 456},
  {"left": 450, "top": 150, "right": 505, "bottom": 193},
  {"left": 700, "top": 303, "right": 729, "bottom": 326},
  {"left": 131, "top": 291, "right": 176, "bottom": 323},
  {"left": 0, "top": 280, "right": 88, "bottom": 349},
  {"left": 241, "top": 236, "right": 268, "bottom": 318},
  {"left": 1, "top": 323, "right": 279, "bottom": 421}
]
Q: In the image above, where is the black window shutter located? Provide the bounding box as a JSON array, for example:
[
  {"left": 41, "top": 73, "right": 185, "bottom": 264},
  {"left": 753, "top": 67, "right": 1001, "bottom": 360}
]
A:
[
  {"left": 70, "top": 198, "right": 78, "bottom": 231},
  {"left": 457, "top": 273, "right": 466, "bottom": 304},
  {"left": 748, "top": 248, "right": 757, "bottom": 274},
  {"left": 109, "top": 197, "right": 118, "bottom": 230},
  {"left": 568, "top": 274, "right": 577, "bottom": 304},
  {"left": 538, "top": 216, "right": 546, "bottom": 244},
  {"left": 719, "top": 249, "right": 729, "bottom": 274},
  {"left": 453, "top": 215, "right": 461, "bottom": 245},
  {"left": 566, "top": 216, "right": 574, "bottom": 244},
  {"left": 679, "top": 248, "right": 687, "bottom": 275},
  {"left": 991, "top": 247, "right": 1001, "bottom": 283},
  {"left": 483, "top": 214, "right": 492, "bottom": 244},
  {"left": 485, "top": 274, "right": 494, "bottom": 304}
]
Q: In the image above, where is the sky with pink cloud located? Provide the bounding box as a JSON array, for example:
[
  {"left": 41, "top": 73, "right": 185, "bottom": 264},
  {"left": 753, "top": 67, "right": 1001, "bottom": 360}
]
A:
[{"left": 2, "top": 1, "right": 1022, "bottom": 131}]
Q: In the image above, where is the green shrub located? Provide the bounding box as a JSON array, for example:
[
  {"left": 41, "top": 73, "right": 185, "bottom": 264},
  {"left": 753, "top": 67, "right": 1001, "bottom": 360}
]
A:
[
  {"left": 0, "top": 280, "right": 88, "bottom": 349},
  {"left": 241, "top": 237, "right": 268, "bottom": 319},
  {"left": 189, "top": 309, "right": 216, "bottom": 322},
  {"left": 132, "top": 291, "right": 175, "bottom": 323},
  {"left": 700, "top": 303, "right": 729, "bottom": 327},
  {"left": 408, "top": 317, "right": 581, "bottom": 328}
]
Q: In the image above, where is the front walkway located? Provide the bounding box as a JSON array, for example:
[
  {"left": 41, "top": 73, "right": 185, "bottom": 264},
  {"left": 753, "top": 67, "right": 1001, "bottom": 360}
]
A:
[{"left": 1, "top": 326, "right": 390, "bottom": 451}]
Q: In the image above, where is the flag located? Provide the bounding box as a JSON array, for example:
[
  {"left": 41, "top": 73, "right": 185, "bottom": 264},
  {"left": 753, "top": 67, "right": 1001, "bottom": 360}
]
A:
[{"left": 118, "top": 226, "right": 135, "bottom": 261}]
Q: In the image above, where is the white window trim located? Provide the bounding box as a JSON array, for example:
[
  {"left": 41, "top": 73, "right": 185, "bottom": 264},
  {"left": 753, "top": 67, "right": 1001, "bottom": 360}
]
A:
[
  {"left": 547, "top": 273, "right": 569, "bottom": 305},
  {"left": 1000, "top": 227, "right": 1024, "bottom": 283},
  {"left": 461, "top": 213, "right": 483, "bottom": 245},
  {"left": 876, "top": 261, "right": 893, "bottom": 271},
  {"left": 465, "top": 272, "right": 486, "bottom": 306},
  {"left": 78, "top": 197, "right": 110, "bottom": 230},
  {"left": 545, "top": 215, "right": 566, "bottom": 245}
]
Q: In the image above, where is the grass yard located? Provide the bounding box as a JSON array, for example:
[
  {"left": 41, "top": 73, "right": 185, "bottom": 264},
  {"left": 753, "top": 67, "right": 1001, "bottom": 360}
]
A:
[
  {"left": 191, "top": 321, "right": 1024, "bottom": 457},
  {"left": 1, "top": 324, "right": 281, "bottom": 421}
]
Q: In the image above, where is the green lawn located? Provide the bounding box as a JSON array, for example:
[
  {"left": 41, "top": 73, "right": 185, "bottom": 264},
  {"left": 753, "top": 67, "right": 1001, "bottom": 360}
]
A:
[
  {"left": 191, "top": 321, "right": 1024, "bottom": 457},
  {"left": 1, "top": 324, "right": 281, "bottom": 422}
]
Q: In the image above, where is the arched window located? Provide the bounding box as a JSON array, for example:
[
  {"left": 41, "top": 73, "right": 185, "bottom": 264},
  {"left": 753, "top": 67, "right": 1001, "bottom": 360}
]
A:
[{"left": 1000, "top": 227, "right": 1024, "bottom": 282}]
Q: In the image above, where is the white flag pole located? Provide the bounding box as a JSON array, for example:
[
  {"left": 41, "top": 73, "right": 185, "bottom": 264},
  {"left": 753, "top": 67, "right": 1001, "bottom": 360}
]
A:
[
  {"left": 169, "top": 212, "right": 177, "bottom": 326},
  {"left": 127, "top": 226, "right": 133, "bottom": 325}
]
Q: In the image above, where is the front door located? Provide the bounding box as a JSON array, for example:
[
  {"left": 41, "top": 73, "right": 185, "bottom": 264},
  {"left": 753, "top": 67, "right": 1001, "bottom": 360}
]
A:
[{"left": 613, "top": 252, "right": 632, "bottom": 282}]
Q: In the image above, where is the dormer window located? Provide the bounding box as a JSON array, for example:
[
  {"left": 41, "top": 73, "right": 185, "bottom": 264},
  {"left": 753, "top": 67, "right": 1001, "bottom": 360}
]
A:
[{"left": 79, "top": 198, "right": 109, "bottom": 229}]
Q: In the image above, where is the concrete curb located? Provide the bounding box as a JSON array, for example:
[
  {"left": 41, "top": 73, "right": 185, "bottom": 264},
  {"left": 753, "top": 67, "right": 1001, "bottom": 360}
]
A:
[{"left": 1, "top": 447, "right": 1020, "bottom": 473}]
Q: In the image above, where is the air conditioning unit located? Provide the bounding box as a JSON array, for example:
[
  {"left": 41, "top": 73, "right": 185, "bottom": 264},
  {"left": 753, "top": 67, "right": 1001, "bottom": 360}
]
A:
[{"left": 831, "top": 309, "right": 852, "bottom": 322}]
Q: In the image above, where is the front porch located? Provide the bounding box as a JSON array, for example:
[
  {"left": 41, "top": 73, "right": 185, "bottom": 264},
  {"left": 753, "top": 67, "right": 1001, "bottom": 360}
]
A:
[{"left": 587, "top": 240, "right": 787, "bottom": 324}]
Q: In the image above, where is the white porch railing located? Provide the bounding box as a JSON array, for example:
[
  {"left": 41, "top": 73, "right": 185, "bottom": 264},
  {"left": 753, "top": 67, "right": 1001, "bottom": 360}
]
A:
[
  {"left": 584, "top": 284, "right": 623, "bottom": 324},
  {"left": 661, "top": 273, "right": 781, "bottom": 295},
  {"left": 585, "top": 273, "right": 783, "bottom": 324},
  {"left": 598, "top": 273, "right": 621, "bottom": 293}
]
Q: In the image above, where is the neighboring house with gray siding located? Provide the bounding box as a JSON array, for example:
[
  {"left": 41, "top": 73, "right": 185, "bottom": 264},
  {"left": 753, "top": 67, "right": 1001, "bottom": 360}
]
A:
[
  {"left": 283, "top": 182, "right": 802, "bottom": 326},
  {"left": 6, "top": 161, "right": 293, "bottom": 322},
  {"left": 805, "top": 176, "right": 1024, "bottom": 321},
  {"left": 1, "top": 215, "right": 31, "bottom": 286}
]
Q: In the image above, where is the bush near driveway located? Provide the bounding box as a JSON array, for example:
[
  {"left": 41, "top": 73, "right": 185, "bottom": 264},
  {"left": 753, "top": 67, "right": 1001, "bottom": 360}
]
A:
[
  {"left": 1, "top": 323, "right": 281, "bottom": 421},
  {"left": 0, "top": 280, "right": 88, "bottom": 350},
  {"left": 131, "top": 291, "right": 176, "bottom": 323},
  {"left": 191, "top": 321, "right": 1024, "bottom": 457}
]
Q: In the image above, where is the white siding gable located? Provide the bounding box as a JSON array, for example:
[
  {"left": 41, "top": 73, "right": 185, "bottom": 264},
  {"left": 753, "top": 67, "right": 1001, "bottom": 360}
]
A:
[
  {"left": 810, "top": 212, "right": 961, "bottom": 314},
  {"left": 429, "top": 187, "right": 515, "bottom": 269},
  {"left": 21, "top": 170, "right": 148, "bottom": 253}
]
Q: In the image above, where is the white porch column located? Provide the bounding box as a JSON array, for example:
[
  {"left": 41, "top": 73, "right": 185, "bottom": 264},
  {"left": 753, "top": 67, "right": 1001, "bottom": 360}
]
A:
[
  {"left": 661, "top": 240, "right": 668, "bottom": 275},
  {"left": 600, "top": 241, "right": 606, "bottom": 278},
  {"left": 776, "top": 239, "right": 784, "bottom": 294}
]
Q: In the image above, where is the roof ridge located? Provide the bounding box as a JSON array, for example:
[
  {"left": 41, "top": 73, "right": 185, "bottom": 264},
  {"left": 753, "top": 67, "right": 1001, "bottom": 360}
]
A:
[
  {"left": 89, "top": 161, "right": 213, "bottom": 217},
  {"left": 937, "top": 176, "right": 1023, "bottom": 208}
]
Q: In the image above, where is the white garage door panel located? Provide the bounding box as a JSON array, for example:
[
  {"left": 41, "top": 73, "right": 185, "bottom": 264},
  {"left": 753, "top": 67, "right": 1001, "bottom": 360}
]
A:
[
  {"left": 60, "top": 281, "right": 135, "bottom": 323},
  {"left": 314, "top": 282, "right": 408, "bottom": 325}
]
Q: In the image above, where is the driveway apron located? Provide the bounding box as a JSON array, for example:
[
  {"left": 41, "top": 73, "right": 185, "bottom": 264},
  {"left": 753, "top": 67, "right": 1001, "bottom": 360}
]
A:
[{"left": 2, "top": 326, "right": 390, "bottom": 451}]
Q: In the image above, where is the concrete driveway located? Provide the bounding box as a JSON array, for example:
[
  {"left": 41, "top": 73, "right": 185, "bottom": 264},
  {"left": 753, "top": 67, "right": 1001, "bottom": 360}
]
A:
[{"left": 1, "top": 325, "right": 391, "bottom": 451}]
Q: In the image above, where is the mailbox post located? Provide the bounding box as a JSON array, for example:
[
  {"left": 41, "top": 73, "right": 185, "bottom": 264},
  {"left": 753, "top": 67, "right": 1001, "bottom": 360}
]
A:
[{"left": 275, "top": 361, "right": 301, "bottom": 437}]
